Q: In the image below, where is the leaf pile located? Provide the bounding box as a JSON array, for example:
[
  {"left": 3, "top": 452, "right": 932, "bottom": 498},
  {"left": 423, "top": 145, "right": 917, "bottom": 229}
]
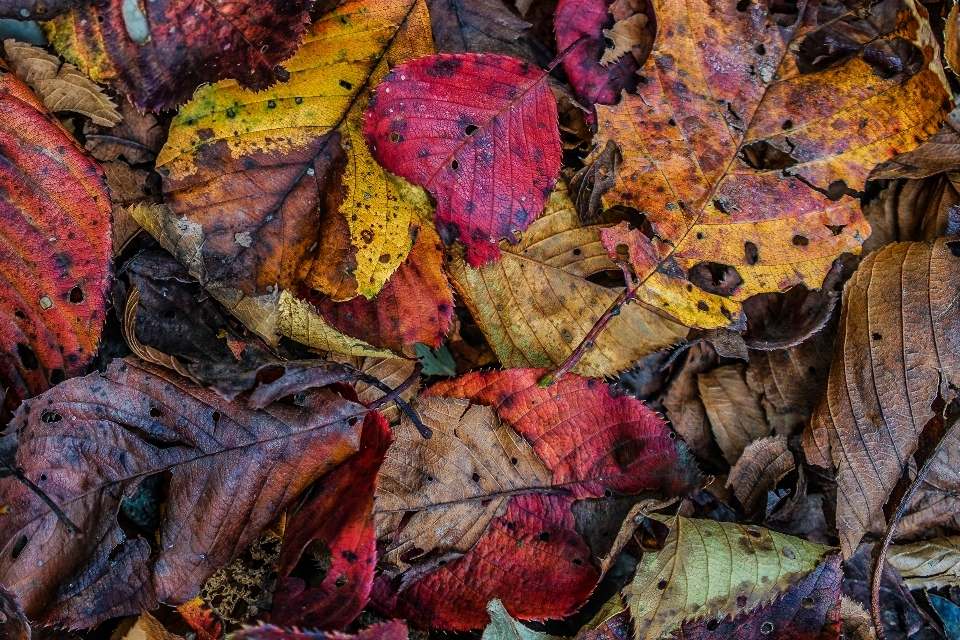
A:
[{"left": 2, "top": 0, "right": 960, "bottom": 638}]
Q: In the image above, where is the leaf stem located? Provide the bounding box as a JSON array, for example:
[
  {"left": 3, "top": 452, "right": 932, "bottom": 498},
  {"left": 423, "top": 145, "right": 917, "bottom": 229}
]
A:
[
  {"left": 538, "top": 281, "right": 639, "bottom": 387},
  {"left": 871, "top": 405, "right": 960, "bottom": 639}
]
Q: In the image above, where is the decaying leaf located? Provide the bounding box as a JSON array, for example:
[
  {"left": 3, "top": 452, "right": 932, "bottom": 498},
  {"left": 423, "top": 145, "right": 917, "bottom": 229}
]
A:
[
  {"left": 585, "top": 0, "right": 950, "bottom": 330},
  {"left": 426, "top": 0, "right": 547, "bottom": 64},
  {"left": 661, "top": 342, "right": 717, "bottom": 459},
  {"left": 111, "top": 611, "right": 184, "bottom": 640},
  {"left": 448, "top": 183, "right": 687, "bottom": 378},
  {"left": 599, "top": 14, "right": 652, "bottom": 67},
  {"left": 625, "top": 515, "right": 840, "bottom": 639},
  {"left": 364, "top": 52, "right": 561, "bottom": 266},
  {"left": 231, "top": 621, "right": 408, "bottom": 640},
  {"left": 84, "top": 101, "right": 165, "bottom": 165},
  {"left": 155, "top": 0, "right": 433, "bottom": 307},
  {"left": 803, "top": 237, "right": 960, "bottom": 557},
  {"left": 44, "top": 0, "right": 312, "bottom": 112},
  {"left": 373, "top": 368, "right": 701, "bottom": 629},
  {"left": 0, "top": 357, "right": 367, "bottom": 627},
  {"left": 698, "top": 364, "right": 771, "bottom": 465},
  {"left": 375, "top": 396, "right": 552, "bottom": 574},
  {"left": 726, "top": 435, "right": 795, "bottom": 513},
  {"left": 271, "top": 412, "right": 390, "bottom": 628},
  {"left": 554, "top": 0, "right": 644, "bottom": 108},
  {"left": 886, "top": 538, "right": 960, "bottom": 590},
  {"left": 0, "top": 61, "right": 112, "bottom": 417},
  {"left": 328, "top": 354, "right": 419, "bottom": 424},
  {"left": 481, "top": 599, "right": 561, "bottom": 640},
  {"left": 2, "top": 39, "right": 120, "bottom": 126},
  {"left": 308, "top": 224, "right": 455, "bottom": 351},
  {"left": 0, "top": 584, "right": 29, "bottom": 640},
  {"left": 199, "top": 526, "right": 284, "bottom": 625}
]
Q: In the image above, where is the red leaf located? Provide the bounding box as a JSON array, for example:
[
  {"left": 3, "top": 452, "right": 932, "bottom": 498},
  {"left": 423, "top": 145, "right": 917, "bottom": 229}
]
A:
[
  {"left": 554, "top": 0, "right": 643, "bottom": 109},
  {"left": 307, "top": 225, "right": 455, "bottom": 350},
  {"left": 232, "top": 620, "right": 408, "bottom": 640},
  {"left": 426, "top": 368, "right": 701, "bottom": 498},
  {"left": 364, "top": 53, "right": 561, "bottom": 267},
  {"left": 373, "top": 493, "right": 598, "bottom": 630},
  {"left": 46, "top": 0, "right": 312, "bottom": 111},
  {"left": 270, "top": 411, "right": 392, "bottom": 629},
  {"left": 0, "top": 66, "right": 112, "bottom": 418}
]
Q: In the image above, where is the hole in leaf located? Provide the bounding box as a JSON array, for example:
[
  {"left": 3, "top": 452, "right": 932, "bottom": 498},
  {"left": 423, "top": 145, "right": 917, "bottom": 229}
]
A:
[
  {"left": 212, "top": 411, "right": 221, "bottom": 423},
  {"left": 736, "top": 0, "right": 749, "bottom": 10},
  {"left": 339, "top": 79, "right": 353, "bottom": 90},
  {"left": 792, "top": 235, "right": 808, "bottom": 246},
  {"left": 573, "top": 248, "right": 582, "bottom": 256},
  {"left": 69, "top": 287, "right": 84, "bottom": 303},
  {"left": 150, "top": 407, "right": 162, "bottom": 418},
  {"left": 760, "top": 622, "right": 774, "bottom": 635},
  {"left": 41, "top": 412, "right": 62, "bottom": 423},
  {"left": 755, "top": 44, "right": 766, "bottom": 55},
  {"left": 707, "top": 620, "right": 720, "bottom": 631},
  {"left": 451, "top": 159, "right": 460, "bottom": 170},
  {"left": 689, "top": 262, "right": 743, "bottom": 297},
  {"left": 572, "top": 558, "right": 582, "bottom": 565},
  {"left": 389, "top": 132, "right": 399, "bottom": 143},
  {"left": 872, "top": 332, "right": 882, "bottom": 341},
  {"left": 14, "top": 310, "right": 25, "bottom": 319},
  {"left": 50, "top": 369, "right": 64, "bottom": 384},
  {"left": 949, "top": 241, "right": 960, "bottom": 257},
  {"left": 744, "top": 241, "right": 759, "bottom": 265},
  {"left": 472, "top": 472, "right": 481, "bottom": 482},
  {"left": 604, "top": 488, "right": 613, "bottom": 498},
  {"left": 511, "top": 457, "right": 518, "bottom": 465},
  {"left": 801, "top": 597, "right": 815, "bottom": 609},
  {"left": 12, "top": 534, "right": 28, "bottom": 559},
  {"left": 17, "top": 344, "right": 38, "bottom": 371},
  {"left": 348, "top": 417, "right": 358, "bottom": 426},
  {"left": 464, "top": 124, "right": 479, "bottom": 135},
  {"left": 335, "top": 575, "right": 348, "bottom": 587},
  {"left": 657, "top": 579, "right": 668, "bottom": 589},
  {"left": 740, "top": 140, "right": 799, "bottom": 170},
  {"left": 826, "top": 224, "right": 845, "bottom": 235},
  {"left": 746, "top": 528, "right": 762, "bottom": 538},
  {"left": 538, "top": 531, "right": 551, "bottom": 541},
  {"left": 782, "top": 119, "right": 793, "bottom": 130},
  {"left": 668, "top": 118, "right": 677, "bottom": 126}
]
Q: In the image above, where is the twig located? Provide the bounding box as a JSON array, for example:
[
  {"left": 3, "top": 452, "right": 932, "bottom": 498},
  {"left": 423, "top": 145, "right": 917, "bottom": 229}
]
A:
[
  {"left": 871, "top": 406, "right": 960, "bottom": 639},
  {"left": 0, "top": 457, "right": 80, "bottom": 535},
  {"left": 358, "top": 363, "right": 431, "bottom": 439}
]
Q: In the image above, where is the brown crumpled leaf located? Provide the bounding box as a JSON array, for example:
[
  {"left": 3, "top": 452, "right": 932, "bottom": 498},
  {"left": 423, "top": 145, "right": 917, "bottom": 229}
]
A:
[
  {"left": 426, "top": 0, "right": 549, "bottom": 66},
  {"left": 726, "top": 435, "right": 795, "bottom": 514},
  {"left": 661, "top": 341, "right": 717, "bottom": 460},
  {"left": 111, "top": 611, "right": 184, "bottom": 640},
  {"left": 698, "top": 363, "right": 771, "bottom": 465},
  {"left": 375, "top": 396, "right": 552, "bottom": 575},
  {"left": 0, "top": 357, "right": 367, "bottom": 627},
  {"left": 803, "top": 237, "right": 960, "bottom": 558},
  {"left": 885, "top": 537, "right": 960, "bottom": 590},
  {"left": 599, "top": 13, "right": 652, "bottom": 67},
  {"left": 2, "top": 39, "right": 120, "bottom": 126},
  {"left": 897, "top": 424, "right": 960, "bottom": 540},
  {"left": 0, "top": 584, "right": 29, "bottom": 640},
  {"left": 839, "top": 596, "right": 877, "bottom": 640},
  {"left": 84, "top": 101, "right": 166, "bottom": 165}
]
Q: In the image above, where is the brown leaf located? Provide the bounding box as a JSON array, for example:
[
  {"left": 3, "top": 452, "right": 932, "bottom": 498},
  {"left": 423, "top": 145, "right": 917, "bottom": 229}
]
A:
[
  {"left": 426, "top": 0, "right": 548, "bottom": 65},
  {"left": 328, "top": 354, "right": 419, "bottom": 424},
  {"left": 885, "top": 537, "right": 960, "bottom": 590},
  {"left": 375, "top": 396, "right": 552, "bottom": 575},
  {"left": 111, "top": 612, "right": 184, "bottom": 640},
  {"left": 698, "top": 363, "right": 771, "bottom": 465},
  {"left": 872, "top": 118, "right": 960, "bottom": 181},
  {"left": 661, "top": 341, "right": 717, "bottom": 459},
  {"left": 862, "top": 176, "right": 960, "bottom": 256},
  {"left": 726, "top": 435, "right": 795, "bottom": 513},
  {"left": 84, "top": 101, "right": 166, "bottom": 165},
  {"left": 898, "top": 424, "right": 960, "bottom": 540},
  {"left": 803, "top": 237, "right": 960, "bottom": 557},
  {"left": 2, "top": 39, "right": 120, "bottom": 126},
  {"left": 0, "top": 584, "right": 29, "bottom": 640},
  {"left": 599, "top": 13, "right": 652, "bottom": 67},
  {"left": 0, "top": 357, "right": 366, "bottom": 627}
]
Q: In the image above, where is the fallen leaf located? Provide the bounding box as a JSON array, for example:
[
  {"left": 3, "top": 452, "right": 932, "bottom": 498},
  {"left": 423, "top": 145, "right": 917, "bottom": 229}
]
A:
[
  {"left": 427, "top": 0, "right": 547, "bottom": 64},
  {"left": 448, "top": 183, "right": 687, "bottom": 378},
  {"left": 375, "top": 396, "right": 552, "bottom": 574},
  {"left": 199, "top": 526, "right": 284, "bottom": 624},
  {"left": 111, "top": 611, "right": 183, "bottom": 640},
  {"left": 481, "top": 599, "right": 561, "bottom": 640},
  {"left": 364, "top": 52, "right": 561, "bottom": 266},
  {"left": 886, "top": 538, "right": 960, "bottom": 590},
  {"left": 554, "top": 0, "right": 644, "bottom": 108},
  {"left": 945, "top": 2, "right": 960, "bottom": 80},
  {"left": 625, "top": 515, "right": 840, "bottom": 639},
  {"left": 3, "top": 39, "right": 120, "bottom": 126},
  {"left": 803, "top": 237, "right": 960, "bottom": 557},
  {"left": 726, "top": 435, "right": 795, "bottom": 513},
  {"left": 897, "top": 425, "right": 960, "bottom": 541},
  {"left": 271, "top": 411, "right": 391, "bottom": 629},
  {"left": 373, "top": 368, "right": 701, "bottom": 629},
  {"left": 661, "top": 341, "right": 717, "bottom": 459},
  {"left": 44, "top": 0, "right": 312, "bottom": 111},
  {"left": 0, "top": 61, "right": 112, "bottom": 417},
  {"left": 307, "top": 224, "right": 455, "bottom": 351},
  {"left": 573, "top": 595, "right": 631, "bottom": 640},
  {"left": 599, "top": 14, "right": 651, "bottom": 67},
  {"left": 698, "top": 363, "right": 771, "bottom": 465},
  {"left": 0, "top": 357, "right": 367, "bottom": 627},
  {"left": 585, "top": 0, "right": 950, "bottom": 330},
  {"left": 0, "top": 584, "right": 29, "bottom": 640},
  {"left": 154, "top": 0, "right": 432, "bottom": 304},
  {"left": 839, "top": 596, "right": 877, "bottom": 640},
  {"left": 231, "top": 621, "right": 408, "bottom": 640},
  {"left": 83, "top": 101, "right": 165, "bottom": 165}
]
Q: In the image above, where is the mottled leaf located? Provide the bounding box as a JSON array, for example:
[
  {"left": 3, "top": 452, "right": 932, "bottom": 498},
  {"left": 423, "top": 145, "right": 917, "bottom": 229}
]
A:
[
  {"left": 803, "top": 237, "right": 960, "bottom": 557},
  {"left": 626, "top": 515, "right": 839, "bottom": 639},
  {"left": 481, "top": 599, "right": 561, "bottom": 640},
  {"left": 45, "top": 0, "right": 311, "bottom": 111},
  {"left": 154, "top": 0, "right": 432, "bottom": 308},
  {"left": 586, "top": 0, "right": 950, "bottom": 329},
  {"left": 448, "top": 183, "right": 687, "bottom": 378},
  {"left": 271, "top": 411, "right": 390, "bottom": 629},
  {"left": 0, "top": 357, "right": 366, "bottom": 627},
  {"left": 364, "top": 52, "right": 561, "bottom": 266},
  {"left": 232, "top": 620, "right": 408, "bottom": 640},
  {"left": 427, "top": 0, "right": 547, "bottom": 64},
  {"left": 0, "top": 61, "right": 111, "bottom": 417}
]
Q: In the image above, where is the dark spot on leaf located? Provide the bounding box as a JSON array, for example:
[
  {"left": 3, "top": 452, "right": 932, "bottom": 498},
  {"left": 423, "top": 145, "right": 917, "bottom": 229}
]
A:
[
  {"left": 792, "top": 235, "right": 808, "bottom": 246},
  {"left": 12, "top": 535, "right": 27, "bottom": 558},
  {"left": 17, "top": 344, "right": 38, "bottom": 370},
  {"left": 744, "top": 241, "right": 759, "bottom": 265},
  {"left": 150, "top": 407, "right": 162, "bottom": 418},
  {"left": 538, "top": 531, "right": 550, "bottom": 541},
  {"left": 657, "top": 579, "right": 668, "bottom": 589},
  {"left": 339, "top": 79, "right": 353, "bottom": 90}
]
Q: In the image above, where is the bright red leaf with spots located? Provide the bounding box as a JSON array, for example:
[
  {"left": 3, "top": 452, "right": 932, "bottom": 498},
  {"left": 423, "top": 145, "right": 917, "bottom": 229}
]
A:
[
  {"left": 271, "top": 411, "right": 391, "bottom": 629},
  {"left": 363, "top": 53, "right": 561, "bottom": 267},
  {"left": 371, "top": 368, "right": 701, "bottom": 630},
  {"left": 0, "top": 65, "right": 111, "bottom": 419}
]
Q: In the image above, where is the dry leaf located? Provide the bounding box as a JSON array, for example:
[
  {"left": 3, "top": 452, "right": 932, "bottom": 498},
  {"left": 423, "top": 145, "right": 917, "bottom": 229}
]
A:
[
  {"left": 111, "top": 612, "right": 184, "bottom": 640},
  {"left": 804, "top": 237, "right": 960, "bottom": 557},
  {"left": 661, "top": 341, "right": 717, "bottom": 459},
  {"left": 698, "top": 363, "right": 771, "bottom": 465},
  {"left": 599, "top": 14, "right": 651, "bottom": 66},
  {"left": 726, "top": 435, "right": 795, "bottom": 513},
  {"left": 886, "top": 537, "right": 960, "bottom": 590},
  {"left": 3, "top": 39, "right": 120, "bottom": 126}
]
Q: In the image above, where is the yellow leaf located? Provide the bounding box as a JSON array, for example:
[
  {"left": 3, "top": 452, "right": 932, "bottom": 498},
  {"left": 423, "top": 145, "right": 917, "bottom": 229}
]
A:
[
  {"left": 153, "top": 0, "right": 433, "bottom": 302},
  {"left": 448, "top": 182, "right": 687, "bottom": 378}
]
